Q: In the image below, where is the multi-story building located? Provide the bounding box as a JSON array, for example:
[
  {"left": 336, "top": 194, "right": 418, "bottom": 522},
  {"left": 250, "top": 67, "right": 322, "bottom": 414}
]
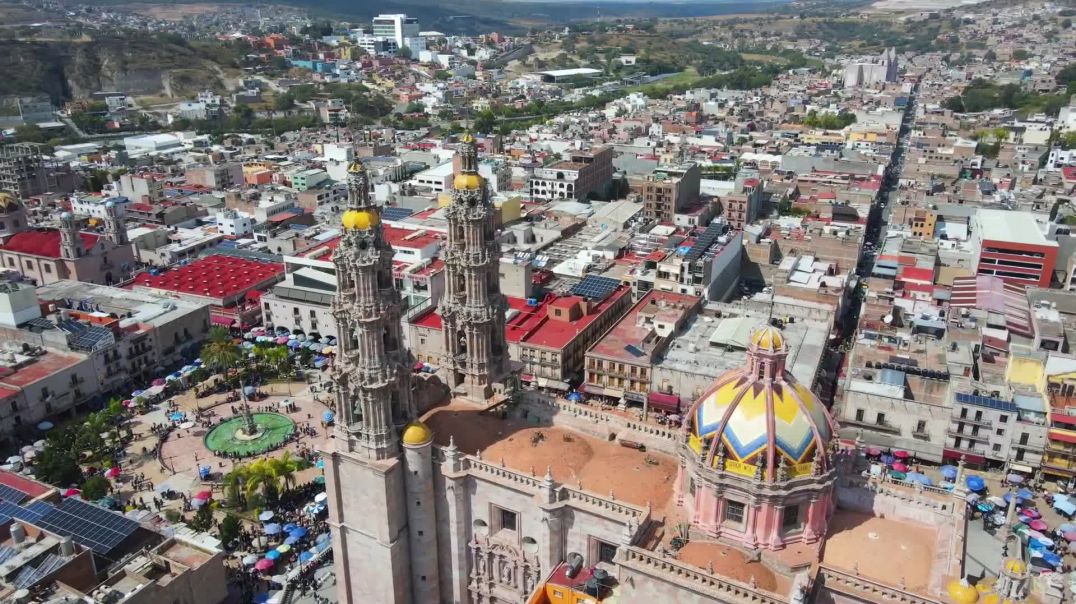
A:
[
  {"left": 584, "top": 289, "right": 700, "bottom": 410},
  {"left": 909, "top": 208, "right": 937, "bottom": 239},
  {"left": 630, "top": 220, "right": 742, "bottom": 301},
  {"left": 185, "top": 163, "right": 243, "bottom": 190},
  {"left": 528, "top": 147, "right": 614, "bottom": 201},
  {"left": 944, "top": 389, "right": 1048, "bottom": 470},
  {"left": 842, "top": 47, "right": 898, "bottom": 88},
  {"left": 215, "top": 209, "right": 254, "bottom": 238},
  {"left": 971, "top": 208, "right": 1058, "bottom": 288},
  {"left": 370, "top": 13, "right": 424, "bottom": 54},
  {"left": 0, "top": 144, "right": 77, "bottom": 198},
  {"left": 641, "top": 162, "right": 701, "bottom": 223},
  {"left": 721, "top": 175, "right": 762, "bottom": 230}
]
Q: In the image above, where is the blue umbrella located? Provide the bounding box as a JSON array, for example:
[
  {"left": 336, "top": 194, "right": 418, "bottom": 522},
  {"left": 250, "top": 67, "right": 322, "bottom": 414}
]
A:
[
  {"left": 940, "top": 465, "right": 958, "bottom": 480},
  {"left": 323, "top": 410, "right": 334, "bottom": 422},
  {"left": 880, "top": 454, "right": 895, "bottom": 465},
  {"left": 169, "top": 412, "right": 185, "bottom": 421},
  {"left": 132, "top": 390, "right": 145, "bottom": 397},
  {"left": 170, "top": 371, "right": 183, "bottom": 379},
  {"left": 263, "top": 523, "right": 282, "bottom": 535},
  {"left": 316, "top": 458, "right": 325, "bottom": 469},
  {"left": 567, "top": 391, "right": 583, "bottom": 402},
  {"left": 253, "top": 594, "right": 270, "bottom": 604},
  {"left": 965, "top": 475, "right": 985, "bottom": 491},
  {"left": 905, "top": 472, "right": 933, "bottom": 486},
  {"left": 282, "top": 523, "right": 297, "bottom": 533},
  {"left": 258, "top": 510, "right": 275, "bottom": 522},
  {"left": 316, "top": 532, "right": 331, "bottom": 544},
  {"left": 1059, "top": 523, "right": 1076, "bottom": 533},
  {"left": 288, "top": 339, "right": 302, "bottom": 348},
  {"left": 244, "top": 385, "right": 255, "bottom": 395},
  {"left": 299, "top": 550, "right": 315, "bottom": 563},
  {"left": 1017, "top": 488, "right": 1034, "bottom": 501},
  {"left": 289, "top": 526, "right": 308, "bottom": 538},
  {"left": 284, "top": 535, "right": 299, "bottom": 546},
  {"left": 1042, "top": 552, "right": 1062, "bottom": 567},
  {"left": 265, "top": 549, "right": 281, "bottom": 560}
]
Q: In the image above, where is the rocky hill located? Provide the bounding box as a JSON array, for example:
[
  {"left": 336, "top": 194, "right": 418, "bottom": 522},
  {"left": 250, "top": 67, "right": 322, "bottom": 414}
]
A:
[{"left": 0, "top": 36, "right": 225, "bottom": 102}]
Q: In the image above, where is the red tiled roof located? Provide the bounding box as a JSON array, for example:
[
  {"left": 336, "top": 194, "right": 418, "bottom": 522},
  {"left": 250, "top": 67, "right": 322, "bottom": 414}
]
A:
[
  {"left": 520, "top": 287, "right": 631, "bottom": 350},
  {"left": 1049, "top": 429, "right": 1076, "bottom": 445},
  {"left": 132, "top": 255, "right": 283, "bottom": 300},
  {"left": 0, "top": 230, "right": 100, "bottom": 259},
  {"left": 589, "top": 290, "right": 699, "bottom": 362},
  {"left": 383, "top": 225, "right": 442, "bottom": 250}
]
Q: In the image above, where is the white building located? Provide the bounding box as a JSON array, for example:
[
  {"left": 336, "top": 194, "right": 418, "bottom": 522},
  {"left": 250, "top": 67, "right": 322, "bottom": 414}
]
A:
[
  {"left": 370, "top": 13, "right": 425, "bottom": 55},
  {"left": 71, "top": 195, "right": 130, "bottom": 219},
  {"left": 124, "top": 133, "right": 184, "bottom": 157},
  {"left": 215, "top": 209, "right": 254, "bottom": 238},
  {"left": 842, "top": 48, "right": 898, "bottom": 88},
  {"left": 411, "top": 162, "right": 454, "bottom": 193}
]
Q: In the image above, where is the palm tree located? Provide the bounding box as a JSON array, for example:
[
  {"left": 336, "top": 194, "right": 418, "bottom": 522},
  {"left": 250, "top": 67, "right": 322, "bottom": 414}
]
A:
[
  {"left": 263, "top": 346, "right": 290, "bottom": 379},
  {"left": 268, "top": 451, "right": 300, "bottom": 494},
  {"left": 201, "top": 327, "right": 242, "bottom": 376}
]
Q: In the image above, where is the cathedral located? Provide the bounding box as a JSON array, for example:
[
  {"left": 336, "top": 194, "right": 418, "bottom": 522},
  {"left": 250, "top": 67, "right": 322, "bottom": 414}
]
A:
[{"left": 322, "top": 138, "right": 986, "bottom": 604}]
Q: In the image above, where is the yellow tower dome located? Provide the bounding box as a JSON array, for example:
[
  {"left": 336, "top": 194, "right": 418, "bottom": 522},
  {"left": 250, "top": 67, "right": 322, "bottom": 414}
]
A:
[
  {"left": 401, "top": 421, "right": 433, "bottom": 446},
  {"left": 946, "top": 579, "right": 979, "bottom": 604},
  {"left": 453, "top": 172, "right": 484, "bottom": 190},
  {"left": 750, "top": 324, "right": 785, "bottom": 352},
  {"left": 347, "top": 160, "right": 366, "bottom": 173},
  {"left": 460, "top": 132, "right": 475, "bottom": 144},
  {"left": 1002, "top": 559, "right": 1026, "bottom": 575},
  {"left": 341, "top": 209, "right": 379, "bottom": 230}
]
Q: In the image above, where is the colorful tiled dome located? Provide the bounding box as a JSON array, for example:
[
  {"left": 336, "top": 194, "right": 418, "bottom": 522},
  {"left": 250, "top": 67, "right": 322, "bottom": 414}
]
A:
[{"left": 686, "top": 324, "right": 835, "bottom": 470}]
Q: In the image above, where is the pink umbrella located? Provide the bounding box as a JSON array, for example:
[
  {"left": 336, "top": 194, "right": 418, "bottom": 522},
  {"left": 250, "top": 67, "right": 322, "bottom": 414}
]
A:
[
  {"left": 152, "top": 378, "right": 167, "bottom": 386},
  {"left": 1030, "top": 519, "right": 1049, "bottom": 532},
  {"left": 1021, "top": 508, "right": 1041, "bottom": 519},
  {"left": 104, "top": 467, "right": 120, "bottom": 479},
  {"left": 1064, "top": 531, "right": 1076, "bottom": 542},
  {"left": 254, "top": 559, "right": 274, "bottom": 571},
  {"left": 62, "top": 488, "right": 80, "bottom": 497},
  {"left": 893, "top": 450, "right": 910, "bottom": 459},
  {"left": 193, "top": 490, "right": 212, "bottom": 500},
  {"left": 892, "top": 462, "right": 909, "bottom": 473}
]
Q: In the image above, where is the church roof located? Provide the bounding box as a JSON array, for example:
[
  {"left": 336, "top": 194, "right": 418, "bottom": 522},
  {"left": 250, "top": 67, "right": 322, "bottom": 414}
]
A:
[{"left": 0, "top": 230, "right": 100, "bottom": 259}]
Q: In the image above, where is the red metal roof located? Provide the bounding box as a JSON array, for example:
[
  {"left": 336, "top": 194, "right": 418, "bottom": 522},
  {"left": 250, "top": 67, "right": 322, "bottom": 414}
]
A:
[
  {"left": 131, "top": 255, "right": 283, "bottom": 300},
  {"left": 0, "top": 230, "right": 100, "bottom": 259},
  {"left": 1052, "top": 414, "right": 1076, "bottom": 426},
  {"left": 1049, "top": 429, "right": 1076, "bottom": 445},
  {"left": 0, "top": 470, "right": 52, "bottom": 499}
]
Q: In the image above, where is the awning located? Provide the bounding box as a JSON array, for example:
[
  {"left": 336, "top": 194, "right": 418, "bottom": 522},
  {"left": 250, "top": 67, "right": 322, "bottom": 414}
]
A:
[
  {"left": 624, "top": 391, "right": 646, "bottom": 403},
  {"left": 603, "top": 387, "right": 624, "bottom": 398},
  {"left": 211, "top": 315, "right": 236, "bottom": 327},
  {"left": 520, "top": 374, "right": 535, "bottom": 383},
  {"left": 943, "top": 448, "right": 985, "bottom": 464},
  {"left": 1010, "top": 463, "right": 1035, "bottom": 474},
  {"left": 537, "top": 378, "right": 569, "bottom": 391},
  {"left": 647, "top": 391, "right": 681, "bottom": 413}
]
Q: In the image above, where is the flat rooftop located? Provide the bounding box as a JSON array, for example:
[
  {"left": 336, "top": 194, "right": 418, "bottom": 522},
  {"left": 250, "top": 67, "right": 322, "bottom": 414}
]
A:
[
  {"left": 422, "top": 401, "right": 676, "bottom": 509},
  {"left": 976, "top": 209, "right": 1056, "bottom": 246},
  {"left": 513, "top": 287, "right": 632, "bottom": 350},
  {"left": 821, "top": 510, "right": 937, "bottom": 594},
  {"left": 588, "top": 290, "right": 698, "bottom": 363},
  {"left": 130, "top": 255, "right": 283, "bottom": 300},
  {"left": 0, "top": 352, "right": 85, "bottom": 388}
]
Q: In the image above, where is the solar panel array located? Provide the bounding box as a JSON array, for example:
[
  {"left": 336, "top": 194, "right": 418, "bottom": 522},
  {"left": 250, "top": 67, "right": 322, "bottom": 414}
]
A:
[
  {"left": 570, "top": 275, "right": 620, "bottom": 301},
  {"left": 68, "top": 325, "right": 115, "bottom": 352},
  {"left": 0, "top": 501, "right": 48, "bottom": 525},
  {"left": 955, "top": 392, "right": 1019, "bottom": 413},
  {"left": 35, "top": 499, "right": 139, "bottom": 555},
  {"left": 684, "top": 221, "right": 725, "bottom": 261},
  {"left": 0, "top": 484, "right": 28, "bottom": 504},
  {"left": 381, "top": 207, "right": 414, "bottom": 221}
]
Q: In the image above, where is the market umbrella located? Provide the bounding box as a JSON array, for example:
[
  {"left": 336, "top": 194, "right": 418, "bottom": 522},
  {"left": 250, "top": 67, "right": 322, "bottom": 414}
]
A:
[
  {"left": 1059, "top": 522, "right": 1076, "bottom": 533},
  {"left": 105, "top": 466, "right": 121, "bottom": 478},
  {"left": 865, "top": 446, "right": 882, "bottom": 456},
  {"left": 1006, "top": 473, "right": 1024, "bottom": 484},
  {"left": 152, "top": 378, "right": 166, "bottom": 386},
  {"left": 36, "top": 421, "right": 54, "bottom": 431},
  {"left": 1030, "top": 519, "right": 1048, "bottom": 531},
  {"left": 62, "top": 488, "right": 80, "bottom": 497},
  {"left": 4, "top": 456, "right": 20, "bottom": 464},
  {"left": 194, "top": 490, "right": 212, "bottom": 500},
  {"left": 322, "top": 410, "right": 335, "bottom": 422},
  {"left": 282, "top": 523, "right": 297, "bottom": 533},
  {"left": 889, "top": 471, "right": 907, "bottom": 480},
  {"left": 976, "top": 502, "right": 994, "bottom": 513},
  {"left": 880, "top": 454, "right": 895, "bottom": 465},
  {"left": 242, "top": 554, "right": 258, "bottom": 566},
  {"left": 190, "top": 497, "right": 206, "bottom": 509},
  {"left": 966, "top": 476, "right": 985, "bottom": 491},
  {"left": 893, "top": 450, "right": 910, "bottom": 459},
  {"left": 263, "top": 523, "right": 282, "bottom": 535},
  {"left": 179, "top": 421, "right": 195, "bottom": 430},
  {"left": 259, "top": 510, "right": 275, "bottom": 522},
  {"left": 1028, "top": 539, "right": 1049, "bottom": 552},
  {"left": 313, "top": 475, "right": 325, "bottom": 485},
  {"left": 940, "top": 465, "right": 958, "bottom": 480},
  {"left": 284, "top": 535, "right": 299, "bottom": 546},
  {"left": 1053, "top": 494, "right": 1076, "bottom": 516},
  {"left": 966, "top": 492, "right": 981, "bottom": 504},
  {"left": 891, "top": 462, "right": 909, "bottom": 473},
  {"left": 299, "top": 550, "right": 315, "bottom": 563},
  {"left": 289, "top": 526, "right": 307, "bottom": 538},
  {"left": 316, "top": 533, "right": 331, "bottom": 544},
  {"left": 244, "top": 386, "right": 256, "bottom": 395},
  {"left": 1069, "top": 541, "right": 1076, "bottom": 554},
  {"left": 1033, "top": 536, "right": 1055, "bottom": 549},
  {"left": 169, "top": 412, "right": 185, "bottom": 422},
  {"left": 314, "top": 492, "right": 328, "bottom": 503},
  {"left": 1020, "top": 515, "right": 1033, "bottom": 525},
  {"left": 1020, "top": 508, "right": 1040, "bottom": 519},
  {"left": 1012, "top": 523, "right": 1030, "bottom": 536},
  {"left": 276, "top": 544, "right": 291, "bottom": 553},
  {"left": 254, "top": 559, "right": 274, "bottom": 571},
  {"left": 265, "top": 549, "right": 281, "bottom": 561},
  {"left": 1042, "top": 552, "right": 1062, "bottom": 567},
  {"left": 315, "top": 459, "right": 325, "bottom": 470},
  {"left": 905, "top": 472, "right": 933, "bottom": 486},
  {"left": 1016, "top": 488, "right": 1034, "bottom": 501}
]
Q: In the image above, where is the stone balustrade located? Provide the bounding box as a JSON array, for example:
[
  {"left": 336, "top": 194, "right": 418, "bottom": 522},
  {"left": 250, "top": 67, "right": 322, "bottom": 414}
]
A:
[
  {"left": 463, "top": 457, "right": 544, "bottom": 490},
  {"left": 556, "top": 487, "right": 647, "bottom": 520},
  {"left": 616, "top": 546, "right": 787, "bottom": 604},
  {"left": 817, "top": 564, "right": 943, "bottom": 604}
]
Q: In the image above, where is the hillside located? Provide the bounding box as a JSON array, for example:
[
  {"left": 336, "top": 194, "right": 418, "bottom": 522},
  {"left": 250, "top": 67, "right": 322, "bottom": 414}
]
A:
[{"left": 0, "top": 36, "right": 227, "bottom": 102}]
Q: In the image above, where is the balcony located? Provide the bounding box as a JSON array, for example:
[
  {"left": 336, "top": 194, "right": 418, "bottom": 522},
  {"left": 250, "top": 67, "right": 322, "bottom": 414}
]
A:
[
  {"left": 951, "top": 416, "right": 992, "bottom": 429},
  {"left": 842, "top": 417, "right": 901, "bottom": 434},
  {"left": 946, "top": 428, "right": 988, "bottom": 440},
  {"left": 911, "top": 429, "right": 931, "bottom": 441},
  {"left": 1011, "top": 441, "right": 1044, "bottom": 452}
]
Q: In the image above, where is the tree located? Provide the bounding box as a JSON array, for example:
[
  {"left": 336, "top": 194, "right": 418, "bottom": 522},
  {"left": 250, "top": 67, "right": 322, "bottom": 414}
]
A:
[
  {"left": 189, "top": 504, "right": 214, "bottom": 531},
  {"left": 201, "top": 327, "right": 242, "bottom": 375},
  {"left": 984, "top": 49, "right": 997, "bottom": 62},
  {"left": 268, "top": 451, "right": 302, "bottom": 494},
  {"left": 81, "top": 475, "right": 111, "bottom": 500},
  {"left": 218, "top": 513, "right": 242, "bottom": 546},
  {"left": 397, "top": 46, "right": 413, "bottom": 60},
  {"left": 1012, "top": 49, "right": 1030, "bottom": 61},
  {"left": 274, "top": 94, "right": 295, "bottom": 111},
  {"left": 34, "top": 446, "right": 82, "bottom": 487},
  {"left": 14, "top": 124, "right": 44, "bottom": 143}
]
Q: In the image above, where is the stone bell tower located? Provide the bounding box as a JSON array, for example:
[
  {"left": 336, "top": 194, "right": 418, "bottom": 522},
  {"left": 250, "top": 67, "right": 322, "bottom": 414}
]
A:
[
  {"left": 323, "top": 160, "right": 424, "bottom": 604},
  {"left": 440, "top": 133, "right": 510, "bottom": 404}
]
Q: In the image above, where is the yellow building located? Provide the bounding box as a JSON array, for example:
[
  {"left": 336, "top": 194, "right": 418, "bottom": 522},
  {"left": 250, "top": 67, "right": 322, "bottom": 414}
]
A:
[{"left": 910, "top": 209, "right": 937, "bottom": 239}]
